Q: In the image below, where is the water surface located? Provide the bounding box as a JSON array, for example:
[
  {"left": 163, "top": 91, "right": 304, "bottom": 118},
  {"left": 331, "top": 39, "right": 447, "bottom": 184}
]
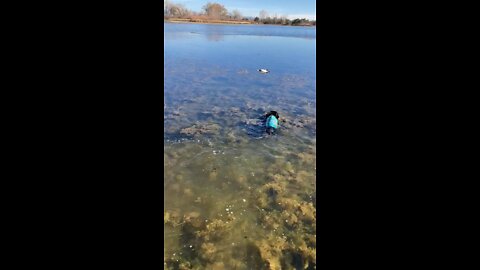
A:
[{"left": 164, "top": 22, "right": 316, "bottom": 270}]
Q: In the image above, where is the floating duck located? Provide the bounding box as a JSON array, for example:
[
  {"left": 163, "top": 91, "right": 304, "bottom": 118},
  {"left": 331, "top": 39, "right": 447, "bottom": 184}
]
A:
[{"left": 258, "top": 69, "right": 270, "bottom": 74}]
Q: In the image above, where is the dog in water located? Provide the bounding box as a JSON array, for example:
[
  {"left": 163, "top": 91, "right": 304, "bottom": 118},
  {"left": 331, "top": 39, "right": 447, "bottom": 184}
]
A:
[{"left": 265, "top": 111, "right": 279, "bottom": 135}]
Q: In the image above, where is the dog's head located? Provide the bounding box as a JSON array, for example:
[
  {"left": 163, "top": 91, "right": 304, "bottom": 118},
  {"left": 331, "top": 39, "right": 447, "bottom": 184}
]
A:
[{"left": 266, "top": 111, "right": 279, "bottom": 119}]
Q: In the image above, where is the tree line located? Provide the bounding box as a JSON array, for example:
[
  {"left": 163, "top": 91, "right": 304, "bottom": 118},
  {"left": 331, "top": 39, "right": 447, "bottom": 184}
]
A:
[{"left": 164, "top": 1, "right": 315, "bottom": 26}]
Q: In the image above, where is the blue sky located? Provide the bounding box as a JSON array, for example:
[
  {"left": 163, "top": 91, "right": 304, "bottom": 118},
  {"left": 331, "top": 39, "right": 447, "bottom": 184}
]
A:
[{"left": 169, "top": 0, "right": 316, "bottom": 20}]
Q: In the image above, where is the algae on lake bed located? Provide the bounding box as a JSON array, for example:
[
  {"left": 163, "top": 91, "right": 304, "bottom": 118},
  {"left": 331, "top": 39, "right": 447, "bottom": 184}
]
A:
[{"left": 164, "top": 136, "right": 316, "bottom": 269}]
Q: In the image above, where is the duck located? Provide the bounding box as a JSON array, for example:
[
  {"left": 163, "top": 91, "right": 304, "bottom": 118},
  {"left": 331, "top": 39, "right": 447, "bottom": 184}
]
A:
[{"left": 258, "top": 68, "right": 270, "bottom": 74}]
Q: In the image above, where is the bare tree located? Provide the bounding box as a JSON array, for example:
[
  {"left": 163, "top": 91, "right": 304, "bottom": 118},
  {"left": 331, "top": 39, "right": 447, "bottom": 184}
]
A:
[
  {"left": 170, "top": 3, "right": 189, "bottom": 17},
  {"left": 164, "top": 1, "right": 190, "bottom": 18},
  {"left": 259, "top": 10, "right": 268, "bottom": 20},
  {"left": 203, "top": 2, "right": 228, "bottom": 19},
  {"left": 164, "top": 0, "right": 171, "bottom": 16},
  {"left": 232, "top": 9, "right": 242, "bottom": 20}
]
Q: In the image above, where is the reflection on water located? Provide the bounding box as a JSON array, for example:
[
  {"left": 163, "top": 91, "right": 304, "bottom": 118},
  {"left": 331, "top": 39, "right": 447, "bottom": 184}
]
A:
[
  {"left": 164, "top": 22, "right": 316, "bottom": 269},
  {"left": 205, "top": 25, "right": 225, "bottom": 42}
]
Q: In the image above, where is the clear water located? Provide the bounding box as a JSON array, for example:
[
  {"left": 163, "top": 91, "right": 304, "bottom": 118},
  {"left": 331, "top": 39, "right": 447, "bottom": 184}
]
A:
[{"left": 164, "top": 23, "right": 316, "bottom": 270}]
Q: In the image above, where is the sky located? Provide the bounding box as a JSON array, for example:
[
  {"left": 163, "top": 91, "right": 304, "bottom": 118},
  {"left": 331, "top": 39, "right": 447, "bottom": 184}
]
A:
[{"left": 168, "top": 0, "right": 316, "bottom": 20}]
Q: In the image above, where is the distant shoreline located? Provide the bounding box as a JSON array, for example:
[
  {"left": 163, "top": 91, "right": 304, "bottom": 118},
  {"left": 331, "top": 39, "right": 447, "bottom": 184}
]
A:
[
  {"left": 164, "top": 18, "right": 315, "bottom": 27},
  {"left": 165, "top": 18, "right": 251, "bottom": 25}
]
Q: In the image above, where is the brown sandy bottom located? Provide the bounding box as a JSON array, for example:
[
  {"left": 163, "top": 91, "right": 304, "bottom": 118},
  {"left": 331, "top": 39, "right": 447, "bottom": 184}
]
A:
[{"left": 164, "top": 136, "right": 316, "bottom": 270}]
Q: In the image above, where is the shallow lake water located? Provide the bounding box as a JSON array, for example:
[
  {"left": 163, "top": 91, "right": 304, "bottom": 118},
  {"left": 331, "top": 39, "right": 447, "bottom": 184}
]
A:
[{"left": 164, "top": 23, "right": 316, "bottom": 270}]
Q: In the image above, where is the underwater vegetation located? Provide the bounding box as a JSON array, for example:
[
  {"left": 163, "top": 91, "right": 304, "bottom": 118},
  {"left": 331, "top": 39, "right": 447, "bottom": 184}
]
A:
[{"left": 164, "top": 136, "right": 316, "bottom": 269}]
